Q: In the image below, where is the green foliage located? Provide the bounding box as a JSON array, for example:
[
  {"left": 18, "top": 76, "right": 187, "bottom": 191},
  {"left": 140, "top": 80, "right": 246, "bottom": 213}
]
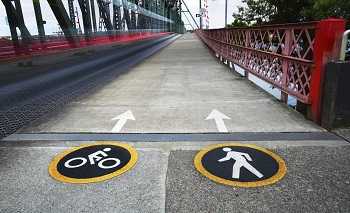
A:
[
  {"left": 227, "top": 19, "right": 249, "bottom": 28},
  {"left": 311, "top": 0, "right": 350, "bottom": 20},
  {"left": 232, "top": 0, "right": 350, "bottom": 26}
]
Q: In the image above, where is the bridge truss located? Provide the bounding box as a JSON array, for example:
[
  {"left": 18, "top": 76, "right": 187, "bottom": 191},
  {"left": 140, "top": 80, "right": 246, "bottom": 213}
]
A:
[{"left": 1, "top": 0, "right": 184, "bottom": 54}]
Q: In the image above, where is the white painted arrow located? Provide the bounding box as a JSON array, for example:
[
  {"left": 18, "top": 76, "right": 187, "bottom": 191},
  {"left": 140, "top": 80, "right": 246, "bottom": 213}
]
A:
[
  {"left": 206, "top": 109, "right": 231, "bottom": 132},
  {"left": 111, "top": 110, "right": 135, "bottom": 133}
]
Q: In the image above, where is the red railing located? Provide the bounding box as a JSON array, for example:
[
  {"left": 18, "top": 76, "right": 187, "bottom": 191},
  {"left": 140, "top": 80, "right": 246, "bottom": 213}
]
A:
[{"left": 196, "top": 19, "right": 346, "bottom": 123}]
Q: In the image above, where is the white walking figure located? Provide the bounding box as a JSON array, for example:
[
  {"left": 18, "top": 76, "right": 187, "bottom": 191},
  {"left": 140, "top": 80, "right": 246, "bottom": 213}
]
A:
[{"left": 218, "top": 147, "right": 264, "bottom": 179}]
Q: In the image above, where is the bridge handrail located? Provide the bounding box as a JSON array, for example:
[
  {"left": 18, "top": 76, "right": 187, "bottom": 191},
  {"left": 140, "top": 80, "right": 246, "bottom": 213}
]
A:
[
  {"left": 203, "top": 21, "right": 320, "bottom": 31},
  {"left": 202, "top": 35, "right": 314, "bottom": 65},
  {"left": 196, "top": 19, "right": 346, "bottom": 123}
]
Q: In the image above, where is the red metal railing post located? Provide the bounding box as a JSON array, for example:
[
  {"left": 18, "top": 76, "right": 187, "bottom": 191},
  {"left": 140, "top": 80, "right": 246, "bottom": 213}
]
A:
[
  {"left": 281, "top": 28, "right": 292, "bottom": 103},
  {"left": 244, "top": 29, "right": 251, "bottom": 77},
  {"left": 310, "top": 18, "right": 346, "bottom": 123}
]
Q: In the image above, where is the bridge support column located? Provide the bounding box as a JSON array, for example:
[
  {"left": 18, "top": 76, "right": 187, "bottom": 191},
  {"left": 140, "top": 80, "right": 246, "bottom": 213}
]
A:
[
  {"left": 130, "top": 0, "right": 137, "bottom": 30},
  {"left": 113, "top": 0, "right": 123, "bottom": 31},
  {"left": 1, "top": 0, "right": 32, "bottom": 53},
  {"left": 32, "top": 0, "right": 46, "bottom": 43},
  {"left": 322, "top": 61, "right": 350, "bottom": 129},
  {"left": 96, "top": 0, "right": 113, "bottom": 35},
  {"left": 310, "top": 19, "right": 346, "bottom": 124},
  {"left": 67, "top": 0, "right": 77, "bottom": 34},
  {"left": 47, "top": 0, "right": 78, "bottom": 45},
  {"left": 78, "top": 0, "right": 93, "bottom": 39},
  {"left": 122, "top": 0, "right": 132, "bottom": 30},
  {"left": 90, "top": 0, "right": 97, "bottom": 32}
]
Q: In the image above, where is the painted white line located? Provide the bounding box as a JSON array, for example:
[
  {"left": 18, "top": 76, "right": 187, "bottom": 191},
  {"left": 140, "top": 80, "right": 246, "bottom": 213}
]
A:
[
  {"left": 206, "top": 109, "right": 231, "bottom": 133},
  {"left": 111, "top": 110, "right": 135, "bottom": 133}
]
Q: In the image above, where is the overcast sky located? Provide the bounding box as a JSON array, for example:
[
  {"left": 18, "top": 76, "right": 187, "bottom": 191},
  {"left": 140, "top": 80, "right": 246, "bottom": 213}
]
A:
[
  {"left": 0, "top": 0, "right": 243, "bottom": 36},
  {"left": 183, "top": 0, "right": 244, "bottom": 30}
]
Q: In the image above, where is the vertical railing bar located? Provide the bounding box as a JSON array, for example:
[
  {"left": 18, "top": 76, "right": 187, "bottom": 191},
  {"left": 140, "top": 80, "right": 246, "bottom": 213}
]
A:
[
  {"left": 281, "top": 28, "right": 292, "bottom": 103},
  {"left": 244, "top": 29, "right": 250, "bottom": 77}
]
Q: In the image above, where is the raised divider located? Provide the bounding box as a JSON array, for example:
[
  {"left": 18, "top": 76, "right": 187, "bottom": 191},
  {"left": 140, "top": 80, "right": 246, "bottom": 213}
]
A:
[{"left": 0, "top": 32, "right": 173, "bottom": 62}]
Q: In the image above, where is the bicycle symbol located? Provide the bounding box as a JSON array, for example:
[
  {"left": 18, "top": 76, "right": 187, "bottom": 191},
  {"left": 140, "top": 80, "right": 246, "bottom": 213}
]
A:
[{"left": 64, "top": 147, "right": 121, "bottom": 169}]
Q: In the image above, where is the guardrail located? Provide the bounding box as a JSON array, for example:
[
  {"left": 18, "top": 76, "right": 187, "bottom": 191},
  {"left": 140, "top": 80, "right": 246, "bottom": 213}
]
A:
[
  {"left": 0, "top": 31, "right": 172, "bottom": 62},
  {"left": 196, "top": 19, "right": 346, "bottom": 123}
]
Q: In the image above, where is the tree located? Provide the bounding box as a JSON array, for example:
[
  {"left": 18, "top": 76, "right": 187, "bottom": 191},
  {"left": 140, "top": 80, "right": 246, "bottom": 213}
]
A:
[
  {"left": 232, "top": 0, "right": 350, "bottom": 26},
  {"left": 227, "top": 19, "right": 248, "bottom": 28},
  {"left": 308, "top": 0, "right": 350, "bottom": 21}
]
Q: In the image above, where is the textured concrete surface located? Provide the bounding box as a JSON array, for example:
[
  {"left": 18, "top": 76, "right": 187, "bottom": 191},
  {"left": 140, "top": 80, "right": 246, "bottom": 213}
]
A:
[
  {"left": 19, "top": 33, "right": 321, "bottom": 133},
  {"left": 166, "top": 146, "right": 350, "bottom": 213},
  {"left": 2, "top": 33, "right": 348, "bottom": 213},
  {"left": 0, "top": 146, "right": 168, "bottom": 213},
  {"left": 0, "top": 140, "right": 349, "bottom": 213}
]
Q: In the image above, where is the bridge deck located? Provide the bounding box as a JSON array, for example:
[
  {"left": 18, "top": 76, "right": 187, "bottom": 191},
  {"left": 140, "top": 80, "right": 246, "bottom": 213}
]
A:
[
  {"left": 1, "top": 34, "right": 349, "bottom": 213},
  {"left": 18, "top": 33, "right": 321, "bottom": 134}
]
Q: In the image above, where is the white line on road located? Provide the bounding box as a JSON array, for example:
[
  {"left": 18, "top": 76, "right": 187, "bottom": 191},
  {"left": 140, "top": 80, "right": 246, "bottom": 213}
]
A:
[
  {"left": 206, "top": 109, "right": 231, "bottom": 132},
  {"left": 111, "top": 110, "right": 135, "bottom": 133}
]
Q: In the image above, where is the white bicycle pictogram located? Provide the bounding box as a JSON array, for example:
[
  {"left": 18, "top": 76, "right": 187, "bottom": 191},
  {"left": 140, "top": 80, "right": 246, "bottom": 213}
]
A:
[{"left": 64, "top": 148, "right": 121, "bottom": 169}]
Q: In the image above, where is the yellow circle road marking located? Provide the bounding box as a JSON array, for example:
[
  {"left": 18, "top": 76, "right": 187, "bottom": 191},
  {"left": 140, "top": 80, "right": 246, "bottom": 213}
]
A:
[
  {"left": 194, "top": 143, "right": 287, "bottom": 188},
  {"left": 49, "top": 142, "right": 138, "bottom": 184}
]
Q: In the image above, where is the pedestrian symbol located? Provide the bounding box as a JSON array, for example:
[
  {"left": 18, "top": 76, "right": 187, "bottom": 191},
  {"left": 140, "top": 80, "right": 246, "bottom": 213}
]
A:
[
  {"left": 218, "top": 147, "right": 264, "bottom": 179},
  {"left": 194, "top": 143, "right": 287, "bottom": 187},
  {"left": 49, "top": 142, "right": 138, "bottom": 184}
]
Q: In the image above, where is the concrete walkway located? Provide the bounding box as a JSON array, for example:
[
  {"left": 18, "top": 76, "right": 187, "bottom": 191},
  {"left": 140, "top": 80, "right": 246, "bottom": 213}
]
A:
[
  {"left": 18, "top": 33, "right": 321, "bottom": 134},
  {"left": 1, "top": 34, "right": 349, "bottom": 213}
]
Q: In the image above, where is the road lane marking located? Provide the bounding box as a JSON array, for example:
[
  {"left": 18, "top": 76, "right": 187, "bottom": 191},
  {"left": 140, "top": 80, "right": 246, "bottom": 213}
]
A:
[
  {"left": 206, "top": 109, "right": 231, "bottom": 132},
  {"left": 111, "top": 110, "right": 135, "bottom": 133}
]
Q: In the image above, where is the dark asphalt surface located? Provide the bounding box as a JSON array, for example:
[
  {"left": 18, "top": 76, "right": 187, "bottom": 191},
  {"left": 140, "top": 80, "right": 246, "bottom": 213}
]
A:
[{"left": 0, "top": 35, "right": 178, "bottom": 138}]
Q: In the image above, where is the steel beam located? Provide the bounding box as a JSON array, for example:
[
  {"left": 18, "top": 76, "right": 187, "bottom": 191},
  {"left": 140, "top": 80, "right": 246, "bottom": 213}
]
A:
[
  {"left": 130, "top": 0, "right": 137, "bottom": 29},
  {"left": 96, "top": 0, "right": 113, "bottom": 31},
  {"left": 144, "top": 0, "right": 150, "bottom": 29},
  {"left": 113, "top": 0, "right": 122, "bottom": 31},
  {"left": 122, "top": 0, "right": 132, "bottom": 30},
  {"left": 77, "top": 0, "right": 93, "bottom": 38},
  {"left": 181, "top": 0, "right": 199, "bottom": 29},
  {"left": 67, "top": 0, "right": 76, "bottom": 30},
  {"left": 1, "top": 0, "right": 32, "bottom": 47},
  {"left": 137, "top": 0, "right": 146, "bottom": 30},
  {"left": 90, "top": 0, "right": 97, "bottom": 32},
  {"left": 47, "top": 0, "right": 77, "bottom": 43},
  {"left": 32, "top": 0, "right": 46, "bottom": 42}
]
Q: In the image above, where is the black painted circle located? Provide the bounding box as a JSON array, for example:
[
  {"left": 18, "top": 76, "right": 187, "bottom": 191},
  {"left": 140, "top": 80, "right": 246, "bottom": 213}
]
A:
[
  {"left": 57, "top": 145, "right": 131, "bottom": 179},
  {"left": 201, "top": 146, "right": 279, "bottom": 182}
]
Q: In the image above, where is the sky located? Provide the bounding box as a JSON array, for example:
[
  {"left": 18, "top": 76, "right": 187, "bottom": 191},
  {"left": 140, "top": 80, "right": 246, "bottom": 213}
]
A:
[
  {"left": 183, "top": 0, "right": 244, "bottom": 30},
  {"left": 0, "top": 0, "right": 244, "bottom": 36}
]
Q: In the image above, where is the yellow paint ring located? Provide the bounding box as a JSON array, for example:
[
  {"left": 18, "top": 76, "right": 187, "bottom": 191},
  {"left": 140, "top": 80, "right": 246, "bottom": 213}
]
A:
[
  {"left": 194, "top": 143, "right": 287, "bottom": 188},
  {"left": 49, "top": 142, "right": 138, "bottom": 184}
]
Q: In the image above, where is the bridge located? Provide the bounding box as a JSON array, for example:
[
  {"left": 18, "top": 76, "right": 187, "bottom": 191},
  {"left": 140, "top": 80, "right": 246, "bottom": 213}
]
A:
[{"left": 0, "top": 1, "right": 350, "bottom": 212}]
